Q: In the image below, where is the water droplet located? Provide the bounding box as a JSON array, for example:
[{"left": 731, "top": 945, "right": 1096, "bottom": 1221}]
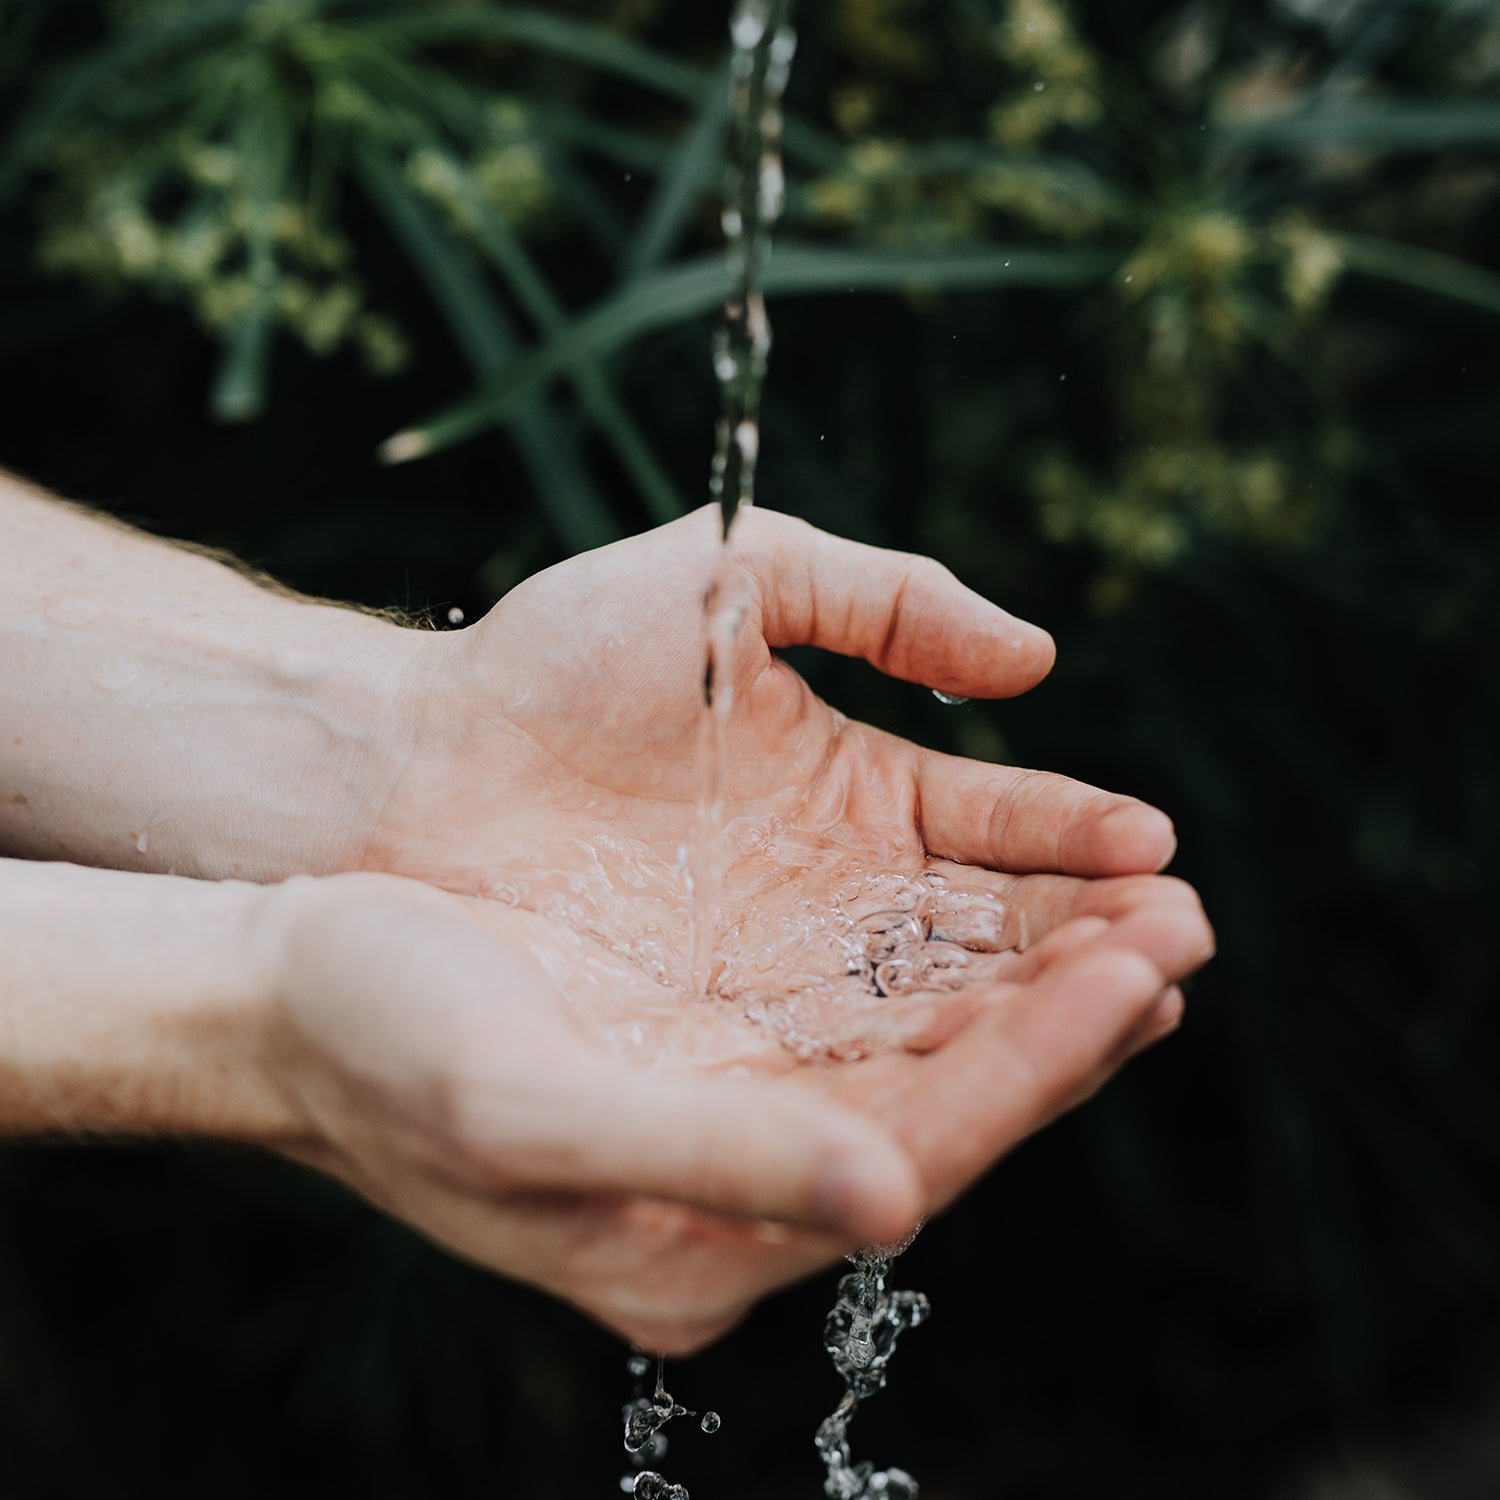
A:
[
  {"left": 1124, "top": 273, "right": 1134, "bottom": 284},
  {"left": 624, "top": 172, "right": 633, "bottom": 182},
  {"left": 627, "top": 1353, "right": 652, "bottom": 1379},
  {"left": 1033, "top": 79, "right": 1046, "bottom": 91},
  {"left": 1059, "top": 373, "right": 1067, "bottom": 382},
  {"left": 700, "top": 1411, "right": 721, "bottom": 1434},
  {"left": 932, "top": 690, "right": 968, "bottom": 706},
  {"left": 446, "top": 605, "right": 465, "bottom": 626},
  {"left": 134, "top": 829, "right": 149, "bottom": 854}
]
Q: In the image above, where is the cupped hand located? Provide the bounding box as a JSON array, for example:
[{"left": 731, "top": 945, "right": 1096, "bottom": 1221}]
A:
[
  {"left": 261, "top": 869, "right": 1208, "bottom": 1355},
  {"left": 304, "top": 505, "right": 1215, "bottom": 1347},
  {"left": 371, "top": 505, "right": 1179, "bottom": 884}
]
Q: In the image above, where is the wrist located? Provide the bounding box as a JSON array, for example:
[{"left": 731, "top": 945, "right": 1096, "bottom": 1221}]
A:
[
  {"left": 245, "top": 602, "right": 444, "bottom": 880},
  {"left": 0, "top": 471, "right": 458, "bottom": 882},
  {"left": 0, "top": 861, "right": 308, "bottom": 1146}
]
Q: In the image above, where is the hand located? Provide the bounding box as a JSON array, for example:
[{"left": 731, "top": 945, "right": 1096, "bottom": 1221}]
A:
[
  {"left": 261, "top": 870, "right": 1207, "bottom": 1354},
  {"left": 315, "top": 504, "right": 1215, "bottom": 1347},
  {"left": 361, "top": 503, "right": 1205, "bottom": 1065}
]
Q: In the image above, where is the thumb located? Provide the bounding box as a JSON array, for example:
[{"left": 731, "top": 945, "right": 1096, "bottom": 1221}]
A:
[{"left": 734, "top": 506, "right": 1056, "bottom": 698}]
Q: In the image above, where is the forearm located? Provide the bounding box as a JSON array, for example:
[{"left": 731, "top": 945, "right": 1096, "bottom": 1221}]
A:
[
  {"left": 0, "top": 469, "right": 429, "bottom": 880},
  {"left": 0, "top": 857, "right": 302, "bottom": 1141}
]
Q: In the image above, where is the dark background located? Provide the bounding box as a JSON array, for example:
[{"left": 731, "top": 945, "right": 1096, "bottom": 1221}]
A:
[{"left": 1, "top": 1, "right": 1498, "bottom": 1495}]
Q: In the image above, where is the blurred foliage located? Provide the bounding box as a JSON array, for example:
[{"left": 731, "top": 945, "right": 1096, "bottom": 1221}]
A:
[{"left": 1, "top": 0, "right": 1499, "bottom": 1497}]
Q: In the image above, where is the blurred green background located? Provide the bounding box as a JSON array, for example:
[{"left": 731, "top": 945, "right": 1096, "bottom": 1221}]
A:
[{"left": 1, "top": 0, "right": 1498, "bottom": 1495}]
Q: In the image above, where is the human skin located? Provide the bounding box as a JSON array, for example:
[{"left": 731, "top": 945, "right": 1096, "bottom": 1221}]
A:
[{"left": 0, "top": 473, "right": 1214, "bottom": 1350}]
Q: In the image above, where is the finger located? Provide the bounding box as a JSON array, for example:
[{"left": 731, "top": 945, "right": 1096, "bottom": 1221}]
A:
[
  {"left": 374, "top": 1175, "right": 842, "bottom": 1356},
  {"left": 893, "top": 947, "right": 1168, "bottom": 1206},
  {"left": 985, "top": 913, "right": 1113, "bottom": 985},
  {"left": 452, "top": 1061, "right": 924, "bottom": 1248},
  {"left": 1120, "top": 985, "right": 1186, "bottom": 1062},
  {"left": 1080, "top": 898, "right": 1215, "bottom": 985},
  {"left": 915, "top": 752, "right": 1178, "bottom": 874},
  {"left": 923, "top": 896, "right": 1205, "bottom": 1071},
  {"left": 735, "top": 506, "right": 1055, "bottom": 697},
  {"left": 999, "top": 872, "right": 1212, "bottom": 963}
]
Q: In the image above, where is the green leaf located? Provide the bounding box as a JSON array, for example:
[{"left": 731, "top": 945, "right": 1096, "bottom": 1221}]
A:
[
  {"left": 357, "top": 145, "right": 619, "bottom": 552},
  {"left": 0, "top": 0, "right": 248, "bottom": 199},
  {"left": 1334, "top": 232, "right": 1500, "bottom": 319},
  {"left": 211, "top": 63, "right": 296, "bottom": 424},
  {"left": 431, "top": 149, "right": 684, "bottom": 521},
  {"left": 381, "top": 243, "right": 1119, "bottom": 461},
  {"left": 352, "top": 6, "right": 842, "bottom": 171},
  {"left": 1215, "top": 99, "right": 1500, "bottom": 153},
  {"left": 353, "top": 6, "right": 706, "bottom": 103},
  {"left": 625, "top": 55, "right": 733, "bottom": 277}
]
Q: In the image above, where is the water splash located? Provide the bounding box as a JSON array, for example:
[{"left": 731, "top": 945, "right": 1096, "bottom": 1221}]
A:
[
  {"left": 816, "top": 1247, "right": 930, "bottom": 1499},
  {"left": 621, "top": 1352, "right": 717, "bottom": 1499}
]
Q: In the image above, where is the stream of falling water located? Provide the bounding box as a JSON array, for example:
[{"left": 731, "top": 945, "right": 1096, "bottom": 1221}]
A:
[
  {"left": 684, "top": 0, "right": 794, "bottom": 1000},
  {"left": 624, "top": 2, "right": 933, "bottom": 1495},
  {"left": 623, "top": 3, "right": 795, "bottom": 1491}
]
